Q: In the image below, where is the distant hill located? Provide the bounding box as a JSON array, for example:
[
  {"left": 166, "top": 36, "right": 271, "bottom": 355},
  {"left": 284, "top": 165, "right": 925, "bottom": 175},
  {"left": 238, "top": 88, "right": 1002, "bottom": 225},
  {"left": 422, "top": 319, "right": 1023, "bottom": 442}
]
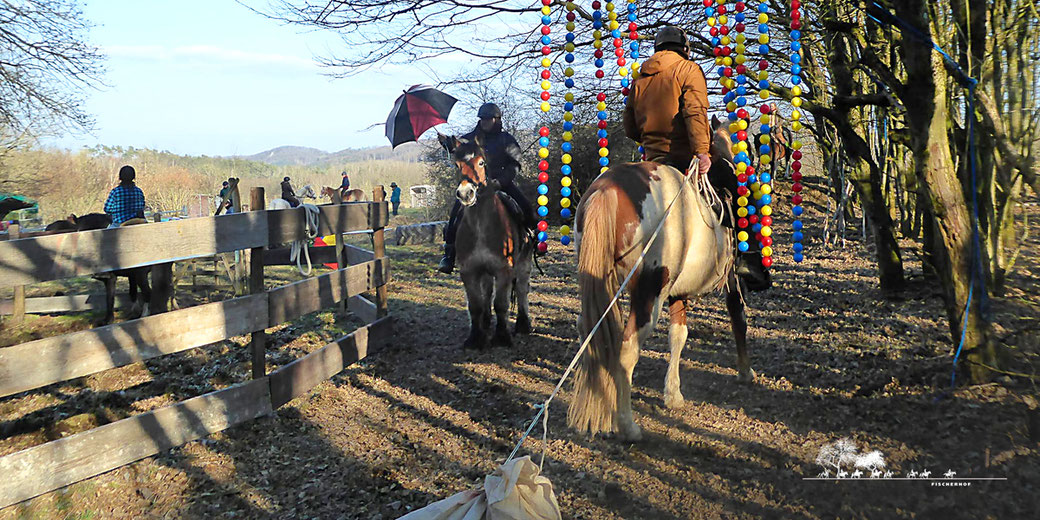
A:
[{"left": 242, "top": 141, "right": 429, "bottom": 166}]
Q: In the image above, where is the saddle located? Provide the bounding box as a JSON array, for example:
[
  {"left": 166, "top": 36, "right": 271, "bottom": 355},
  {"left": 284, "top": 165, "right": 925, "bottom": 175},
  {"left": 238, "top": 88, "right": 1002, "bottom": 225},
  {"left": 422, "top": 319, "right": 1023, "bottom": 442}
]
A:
[{"left": 495, "top": 191, "right": 536, "bottom": 246}]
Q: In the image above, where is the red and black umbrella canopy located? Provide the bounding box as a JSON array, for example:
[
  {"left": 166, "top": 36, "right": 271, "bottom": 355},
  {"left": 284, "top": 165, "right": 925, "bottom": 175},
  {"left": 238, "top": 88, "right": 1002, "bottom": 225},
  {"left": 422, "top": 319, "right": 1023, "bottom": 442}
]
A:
[{"left": 385, "top": 85, "right": 458, "bottom": 148}]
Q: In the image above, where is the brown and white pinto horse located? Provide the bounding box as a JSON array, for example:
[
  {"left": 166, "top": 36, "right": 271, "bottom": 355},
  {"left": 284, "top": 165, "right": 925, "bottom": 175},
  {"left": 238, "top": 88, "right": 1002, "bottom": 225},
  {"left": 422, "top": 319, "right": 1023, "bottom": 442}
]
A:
[
  {"left": 438, "top": 133, "right": 533, "bottom": 349},
  {"left": 567, "top": 129, "right": 754, "bottom": 441}
]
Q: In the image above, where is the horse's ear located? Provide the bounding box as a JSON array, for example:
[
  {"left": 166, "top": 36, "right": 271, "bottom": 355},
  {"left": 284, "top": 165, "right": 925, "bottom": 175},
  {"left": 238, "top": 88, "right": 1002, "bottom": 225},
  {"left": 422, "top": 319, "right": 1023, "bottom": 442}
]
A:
[
  {"left": 472, "top": 132, "right": 485, "bottom": 151},
  {"left": 710, "top": 114, "right": 721, "bottom": 131},
  {"left": 437, "top": 132, "right": 457, "bottom": 154}
]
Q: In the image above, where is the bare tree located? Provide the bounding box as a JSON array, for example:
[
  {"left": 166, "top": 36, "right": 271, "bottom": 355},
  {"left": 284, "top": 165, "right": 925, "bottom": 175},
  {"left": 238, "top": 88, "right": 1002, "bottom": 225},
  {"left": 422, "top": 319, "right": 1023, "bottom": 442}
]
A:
[{"left": 0, "top": 0, "right": 105, "bottom": 144}]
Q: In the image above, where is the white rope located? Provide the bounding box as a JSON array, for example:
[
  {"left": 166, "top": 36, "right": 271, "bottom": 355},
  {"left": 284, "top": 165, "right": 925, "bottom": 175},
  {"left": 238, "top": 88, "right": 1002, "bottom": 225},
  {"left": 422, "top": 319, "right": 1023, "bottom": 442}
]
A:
[
  {"left": 507, "top": 158, "right": 709, "bottom": 464},
  {"left": 290, "top": 204, "right": 321, "bottom": 276}
]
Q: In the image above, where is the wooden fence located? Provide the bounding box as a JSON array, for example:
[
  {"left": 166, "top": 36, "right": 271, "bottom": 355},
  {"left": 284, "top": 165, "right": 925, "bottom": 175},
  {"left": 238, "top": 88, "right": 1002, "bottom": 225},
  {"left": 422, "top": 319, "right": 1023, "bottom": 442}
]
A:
[{"left": 0, "top": 187, "right": 392, "bottom": 508}]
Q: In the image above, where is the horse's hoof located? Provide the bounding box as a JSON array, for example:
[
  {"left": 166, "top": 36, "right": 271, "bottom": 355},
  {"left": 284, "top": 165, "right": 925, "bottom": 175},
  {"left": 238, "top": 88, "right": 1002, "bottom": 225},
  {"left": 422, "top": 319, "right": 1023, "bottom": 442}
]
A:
[
  {"left": 737, "top": 368, "right": 757, "bottom": 384},
  {"left": 491, "top": 331, "right": 513, "bottom": 348},
  {"left": 514, "top": 317, "right": 532, "bottom": 335},
  {"left": 663, "top": 392, "right": 685, "bottom": 410},
  {"left": 618, "top": 422, "right": 643, "bottom": 442},
  {"left": 463, "top": 335, "right": 486, "bottom": 350}
]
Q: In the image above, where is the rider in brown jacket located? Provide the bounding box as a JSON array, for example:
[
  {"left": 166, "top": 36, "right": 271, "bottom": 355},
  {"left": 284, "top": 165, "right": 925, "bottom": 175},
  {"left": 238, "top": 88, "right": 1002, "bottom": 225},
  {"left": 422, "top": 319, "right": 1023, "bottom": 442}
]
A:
[{"left": 624, "top": 26, "right": 771, "bottom": 291}]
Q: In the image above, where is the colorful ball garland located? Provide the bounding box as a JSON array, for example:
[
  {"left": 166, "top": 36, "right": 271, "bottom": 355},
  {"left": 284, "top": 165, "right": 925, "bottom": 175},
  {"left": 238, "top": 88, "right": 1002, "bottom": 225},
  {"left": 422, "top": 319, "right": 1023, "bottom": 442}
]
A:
[
  {"left": 591, "top": 1, "right": 610, "bottom": 176},
  {"left": 752, "top": 2, "right": 775, "bottom": 269},
  {"left": 536, "top": 0, "right": 552, "bottom": 254},
  {"left": 560, "top": 1, "right": 577, "bottom": 247},
  {"left": 789, "top": 0, "right": 805, "bottom": 263}
]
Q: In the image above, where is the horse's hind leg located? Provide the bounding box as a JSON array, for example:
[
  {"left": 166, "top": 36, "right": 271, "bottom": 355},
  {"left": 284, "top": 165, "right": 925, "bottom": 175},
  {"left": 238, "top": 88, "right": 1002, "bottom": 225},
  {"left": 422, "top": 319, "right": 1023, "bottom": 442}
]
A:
[
  {"left": 101, "top": 275, "right": 116, "bottom": 325},
  {"left": 726, "top": 276, "right": 755, "bottom": 383},
  {"left": 491, "top": 271, "right": 513, "bottom": 347},
  {"left": 461, "top": 271, "right": 489, "bottom": 350},
  {"left": 664, "top": 298, "right": 688, "bottom": 409},
  {"left": 513, "top": 260, "right": 532, "bottom": 335},
  {"left": 615, "top": 290, "right": 661, "bottom": 441},
  {"left": 137, "top": 268, "right": 152, "bottom": 318}
]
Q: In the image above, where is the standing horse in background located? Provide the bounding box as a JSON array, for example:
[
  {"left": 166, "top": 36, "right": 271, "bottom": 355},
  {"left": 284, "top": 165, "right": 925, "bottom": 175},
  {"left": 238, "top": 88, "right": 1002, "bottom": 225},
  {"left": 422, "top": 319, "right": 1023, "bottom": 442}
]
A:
[
  {"left": 64, "top": 213, "right": 152, "bottom": 324},
  {"left": 438, "top": 133, "right": 533, "bottom": 349},
  {"left": 0, "top": 197, "right": 34, "bottom": 222},
  {"left": 754, "top": 104, "right": 792, "bottom": 179},
  {"left": 568, "top": 144, "right": 753, "bottom": 441},
  {"left": 270, "top": 184, "right": 317, "bottom": 210},
  {"left": 320, "top": 186, "right": 366, "bottom": 202}
]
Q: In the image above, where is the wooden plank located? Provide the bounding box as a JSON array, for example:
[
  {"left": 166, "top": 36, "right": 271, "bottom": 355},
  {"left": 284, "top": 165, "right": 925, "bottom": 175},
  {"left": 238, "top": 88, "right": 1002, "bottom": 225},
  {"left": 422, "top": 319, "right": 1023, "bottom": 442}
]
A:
[
  {"left": 250, "top": 187, "right": 267, "bottom": 380},
  {"left": 0, "top": 378, "right": 272, "bottom": 508},
  {"left": 0, "top": 295, "right": 268, "bottom": 398},
  {"left": 0, "top": 211, "right": 269, "bottom": 288},
  {"left": 266, "top": 202, "right": 389, "bottom": 245},
  {"left": 332, "top": 191, "right": 347, "bottom": 314},
  {"left": 266, "top": 258, "right": 388, "bottom": 327},
  {"left": 372, "top": 187, "right": 389, "bottom": 318},
  {"left": 0, "top": 294, "right": 131, "bottom": 315},
  {"left": 347, "top": 295, "right": 378, "bottom": 324},
  {"left": 9, "top": 224, "right": 24, "bottom": 324},
  {"left": 269, "top": 316, "right": 392, "bottom": 408},
  {"left": 263, "top": 245, "right": 339, "bottom": 267}
]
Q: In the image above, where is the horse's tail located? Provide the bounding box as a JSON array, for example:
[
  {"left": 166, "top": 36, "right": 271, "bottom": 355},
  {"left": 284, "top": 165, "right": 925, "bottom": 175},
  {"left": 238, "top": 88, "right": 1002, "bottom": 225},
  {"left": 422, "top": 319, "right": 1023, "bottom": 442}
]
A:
[{"left": 568, "top": 187, "right": 623, "bottom": 436}]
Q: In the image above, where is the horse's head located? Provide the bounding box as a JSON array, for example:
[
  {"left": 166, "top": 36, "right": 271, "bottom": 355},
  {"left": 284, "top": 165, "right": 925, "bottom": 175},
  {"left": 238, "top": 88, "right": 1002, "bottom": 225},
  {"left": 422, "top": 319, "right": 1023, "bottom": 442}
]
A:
[
  {"left": 440, "top": 133, "right": 488, "bottom": 207},
  {"left": 297, "top": 184, "right": 317, "bottom": 199},
  {"left": 320, "top": 186, "right": 334, "bottom": 199},
  {"left": 709, "top": 115, "right": 735, "bottom": 165}
]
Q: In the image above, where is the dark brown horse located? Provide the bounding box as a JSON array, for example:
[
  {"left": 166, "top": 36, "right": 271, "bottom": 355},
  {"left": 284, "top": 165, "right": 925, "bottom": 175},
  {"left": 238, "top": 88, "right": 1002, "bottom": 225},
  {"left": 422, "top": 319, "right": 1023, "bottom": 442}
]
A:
[
  {"left": 60, "top": 213, "right": 152, "bottom": 324},
  {"left": 438, "top": 133, "right": 533, "bottom": 349},
  {"left": 0, "top": 197, "right": 34, "bottom": 222},
  {"left": 753, "top": 104, "right": 792, "bottom": 179}
]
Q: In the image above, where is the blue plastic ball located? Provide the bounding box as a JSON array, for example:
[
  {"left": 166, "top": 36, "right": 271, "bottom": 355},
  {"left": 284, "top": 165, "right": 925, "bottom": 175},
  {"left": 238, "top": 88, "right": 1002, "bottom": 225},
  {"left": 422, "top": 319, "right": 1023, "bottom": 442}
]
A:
[
  {"left": 793, "top": 231, "right": 804, "bottom": 242},
  {"left": 593, "top": 11, "right": 602, "bottom": 20},
  {"left": 637, "top": 145, "right": 645, "bottom": 153},
  {"left": 792, "top": 206, "right": 804, "bottom": 216},
  {"left": 593, "top": 21, "right": 602, "bottom": 29},
  {"left": 541, "top": 36, "right": 551, "bottom": 45},
  {"left": 793, "top": 242, "right": 804, "bottom": 253},
  {"left": 738, "top": 241, "right": 750, "bottom": 252},
  {"left": 735, "top": 13, "right": 745, "bottom": 22},
  {"left": 792, "top": 76, "right": 802, "bottom": 85},
  {"left": 792, "top": 54, "right": 802, "bottom": 64},
  {"left": 760, "top": 173, "right": 772, "bottom": 183},
  {"left": 759, "top": 79, "right": 771, "bottom": 89},
  {"left": 629, "top": 3, "right": 638, "bottom": 12},
  {"left": 538, "top": 206, "right": 549, "bottom": 217},
  {"left": 561, "top": 208, "right": 572, "bottom": 219},
  {"left": 718, "top": 66, "right": 727, "bottom": 77},
  {"left": 563, "top": 121, "right": 574, "bottom": 131},
  {"left": 562, "top": 142, "right": 572, "bottom": 152},
  {"left": 747, "top": 174, "right": 758, "bottom": 184},
  {"left": 539, "top": 137, "right": 549, "bottom": 147},
  {"left": 759, "top": 3, "right": 769, "bottom": 13},
  {"left": 561, "top": 235, "right": 571, "bottom": 246},
  {"left": 724, "top": 92, "right": 736, "bottom": 103},
  {"left": 793, "top": 253, "right": 804, "bottom": 263},
  {"left": 612, "top": 30, "right": 621, "bottom": 38},
  {"left": 564, "top": 102, "right": 574, "bottom": 112},
  {"left": 599, "top": 157, "right": 610, "bottom": 166},
  {"left": 561, "top": 187, "right": 572, "bottom": 197},
  {"left": 791, "top": 30, "right": 802, "bottom": 40},
  {"left": 566, "top": 33, "right": 575, "bottom": 43},
  {"left": 760, "top": 124, "right": 771, "bottom": 134},
  {"left": 630, "top": 41, "right": 639, "bottom": 51},
  {"left": 542, "top": 15, "right": 551, "bottom": 25},
  {"left": 597, "top": 129, "right": 608, "bottom": 138},
  {"left": 735, "top": 152, "right": 749, "bottom": 163},
  {"left": 538, "top": 231, "right": 548, "bottom": 242},
  {"left": 712, "top": 37, "right": 721, "bottom": 47},
  {"left": 621, "top": 78, "right": 630, "bottom": 87},
  {"left": 791, "top": 64, "right": 802, "bottom": 75},
  {"left": 752, "top": 223, "right": 762, "bottom": 233},
  {"left": 565, "top": 79, "right": 575, "bottom": 88},
  {"left": 538, "top": 184, "right": 549, "bottom": 195},
  {"left": 597, "top": 111, "right": 608, "bottom": 120},
  {"left": 728, "top": 112, "right": 739, "bottom": 122},
  {"left": 731, "top": 134, "right": 741, "bottom": 144},
  {"left": 791, "top": 41, "right": 802, "bottom": 52},
  {"left": 737, "top": 86, "right": 748, "bottom": 96},
  {"left": 759, "top": 44, "right": 770, "bottom": 54},
  {"left": 736, "top": 75, "right": 747, "bottom": 85},
  {"left": 759, "top": 144, "right": 771, "bottom": 155},
  {"left": 566, "top": 54, "right": 575, "bottom": 63},
  {"left": 737, "top": 97, "right": 747, "bottom": 107},
  {"left": 628, "top": 13, "right": 637, "bottom": 22},
  {"left": 792, "top": 219, "right": 803, "bottom": 231},
  {"left": 595, "top": 58, "right": 604, "bottom": 68},
  {"left": 747, "top": 205, "right": 757, "bottom": 215},
  {"left": 759, "top": 24, "right": 769, "bottom": 34},
  {"left": 760, "top": 194, "right": 772, "bottom": 205},
  {"left": 631, "top": 51, "right": 639, "bottom": 59},
  {"left": 562, "top": 165, "right": 572, "bottom": 175}
]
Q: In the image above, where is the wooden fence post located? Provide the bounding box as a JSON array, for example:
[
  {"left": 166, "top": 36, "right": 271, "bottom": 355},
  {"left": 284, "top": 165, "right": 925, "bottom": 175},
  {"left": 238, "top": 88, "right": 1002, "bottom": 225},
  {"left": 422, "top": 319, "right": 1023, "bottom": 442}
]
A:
[
  {"left": 233, "top": 188, "right": 245, "bottom": 295},
  {"left": 372, "top": 186, "right": 388, "bottom": 317},
  {"left": 10, "top": 223, "right": 24, "bottom": 324},
  {"left": 249, "top": 187, "right": 267, "bottom": 379},
  {"left": 150, "top": 213, "right": 173, "bottom": 315},
  {"left": 332, "top": 190, "right": 347, "bottom": 315}
]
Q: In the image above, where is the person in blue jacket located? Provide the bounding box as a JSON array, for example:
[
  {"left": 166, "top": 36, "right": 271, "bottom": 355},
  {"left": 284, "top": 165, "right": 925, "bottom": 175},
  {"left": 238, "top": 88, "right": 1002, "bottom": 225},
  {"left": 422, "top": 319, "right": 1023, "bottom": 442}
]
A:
[{"left": 389, "top": 182, "right": 402, "bottom": 216}]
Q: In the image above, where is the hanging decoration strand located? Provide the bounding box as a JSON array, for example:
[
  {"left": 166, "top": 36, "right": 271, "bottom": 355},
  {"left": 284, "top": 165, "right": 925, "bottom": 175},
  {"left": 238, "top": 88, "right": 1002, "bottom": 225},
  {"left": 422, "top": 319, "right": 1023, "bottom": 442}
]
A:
[
  {"left": 789, "top": 0, "right": 806, "bottom": 263},
  {"left": 535, "top": 0, "right": 553, "bottom": 255}
]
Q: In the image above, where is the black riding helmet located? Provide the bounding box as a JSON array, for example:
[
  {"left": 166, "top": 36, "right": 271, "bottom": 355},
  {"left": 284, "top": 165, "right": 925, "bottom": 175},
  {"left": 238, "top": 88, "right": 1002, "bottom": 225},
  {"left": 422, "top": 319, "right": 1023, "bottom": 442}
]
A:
[
  {"left": 477, "top": 102, "right": 502, "bottom": 119},
  {"left": 283, "top": 177, "right": 290, "bottom": 182}
]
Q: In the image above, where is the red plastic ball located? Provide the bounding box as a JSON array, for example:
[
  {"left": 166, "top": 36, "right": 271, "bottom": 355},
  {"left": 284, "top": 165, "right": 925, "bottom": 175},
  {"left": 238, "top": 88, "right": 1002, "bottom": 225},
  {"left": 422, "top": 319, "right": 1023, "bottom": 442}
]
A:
[
  {"left": 737, "top": 174, "right": 749, "bottom": 184},
  {"left": 792, "top": 183, "right": 803, "bottom": 192},
  {"left": 737, "top": 186, "right": 750, "bottom": 196},
  {"left": 792, "top": 172, "right": 802, "bottom": 182},
  {"left": 717, "top": 5, "right": 727, "bottom": 15},
  {"left": 792, "top": 10, "right": 801, "bottom": 20},
  {"left": 749, "top": 214, "right": 760, "bottom": 224},
  {"left": 541, "top": 26, "right": 550, "bottom": 35},
  {"left": 567, "top": 12, "right": 576, "bottom": 21},
  {"left": 617, "top": 58, "right": 626, "bottom": 66},
  {"left": 736, "top": 2, "right": 746, "bottom": 11},
  {"left": 538, "top": 172, "right": 550, "bottom": 183},
  {"left": 613, "top": 38, "right": 623, "bottom": 48},
  {"left": 703, "top": 0, "right": 713, "bottom": 6},
  {"left": 735, "top": 23, "right": 746, "bottom": 33},
  {"left": 792, "top": 194, "right": 803, "bottom": 205},
  {"left": 541, "top": 69, "right": 551, "bottom": 79},
  {"left": 760, "top": 104, "right": 771, "bottom": 114},
  {"left": 540, "top": 91, "right": 550, "bottom": 101},
  {"left": 541, "top": 0, "right": 551, "bottom": 5},
  {"left": 736, "top": 64, "right": 747, "bottom": 75},
  {"left": 737, "top": 130, "right": 748, "bottom": 141},
  {"left": 761, "top": 236, "right": 773, "bottom": 247},
  {"left": 755, "top": 232, "right": 763, "bottom": 242},
  {"left": 759, "top": 60, "right": 769, "bottom": 70},
  {"left": 711, "top": 28, "right": 721, "bottom": 39},
  {"left": 745, "top": 166, "right": 756, "bottom": 176},
  {"left": 538, "top": 220, "right": 549, "bottom": 232},
  {"left": 597, "top": 120, "right": 608, "bottom": 129},
  {"left": 595, "top": 70, "right": 605, "bottom": 78},
  {"left": 722, "top": 46, "right": 732, "bottom": 56},
  {"left": 537, "top": 241, "right": 549, "bottom": 253},
  {"left": 539, "top": 127, "right": 550, "bottom": 136},
  {"left": 594, "top": 49, "right": 604, "bottom": 59},
  {"left": 621, "top": 87, "right": 630, "bottom": 96},
  {"left": 792, "top": 0, "right": 801, "bottom": 8},
  {"left": 592, "top": 1, "right": 601, "bottom": 8},
  {"left": 737, "top": 109, "right": 749, "bottom": 119},
  {"left": 615, "top": 48, "right": 625, "bottom": 58},
  {"left": 542, "top": 46, "right": 551, "bottom": 56},
  {"left": 721, "top": 86, "right": 730, "bottom": 95},
  {"left": 737, "top": 217, "right": 749, "bottom": 228},
  {"left": 629, "top": 23, "right": 637, "bottom": 32},
  {"left": 723, "top": 67, "right": 734, "bottom": 77},
  {"left": 720, "top": 26, "right": 730, "bottom": 36},
  {"left": 761, "top": 216, "right": 773, "bottom": 227},
  {"left": 598, "top": 138, "right": 609, "bottom": 148},
  {"left": 792, "top": 150, "right": 802, "bottom": 160},
  {"left": 538, "top": 160, "right": 549, "bottom": 171},
  {"left": 761, "top": 256, "right": 773, "bottom": 268},
  {"left": 629, "top": 31, "right": 638, "bottom": 40},
  {"left": 792, "top": 160, "right": 802, "bottom": 170},
  {"left": 791, "top": 20, "right": 802, "bottom": 30}
]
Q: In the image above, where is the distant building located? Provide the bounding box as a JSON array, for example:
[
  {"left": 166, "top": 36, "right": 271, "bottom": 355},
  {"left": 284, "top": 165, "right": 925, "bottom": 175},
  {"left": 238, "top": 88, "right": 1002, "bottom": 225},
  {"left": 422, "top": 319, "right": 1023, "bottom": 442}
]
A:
[{"left": 409, "top": 185, "right": 436, "bottom": 208}]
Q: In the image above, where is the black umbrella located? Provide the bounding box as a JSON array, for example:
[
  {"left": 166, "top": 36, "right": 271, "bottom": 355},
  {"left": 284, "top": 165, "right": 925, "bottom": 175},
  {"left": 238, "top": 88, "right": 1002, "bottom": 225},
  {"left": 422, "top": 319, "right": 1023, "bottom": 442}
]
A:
[{"left": 386, "top": 85, "right": 458, "bottom": 148}]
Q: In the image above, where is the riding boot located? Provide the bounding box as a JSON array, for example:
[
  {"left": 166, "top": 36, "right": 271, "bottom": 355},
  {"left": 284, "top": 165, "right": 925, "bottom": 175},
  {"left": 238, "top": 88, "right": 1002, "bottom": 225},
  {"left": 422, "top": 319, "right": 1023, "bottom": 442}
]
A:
[
  {"left": 437, "top": 243, "right": 456, "bottom": 274},
  {"left": 736, "top": 249, "right": 772, "bottom": 291}
]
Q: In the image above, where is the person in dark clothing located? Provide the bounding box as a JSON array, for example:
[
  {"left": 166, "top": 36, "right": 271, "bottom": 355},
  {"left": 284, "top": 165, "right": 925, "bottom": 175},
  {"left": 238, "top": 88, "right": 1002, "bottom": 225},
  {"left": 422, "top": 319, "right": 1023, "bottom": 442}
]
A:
[
  {"left": 339, "top": 171, "right": 351, "bottom": 198},
  {"left": 104, "top": 165, "right": 146, "bottom": 227},
  {"left": 438, "top": 102, "right": 536, "bottom": 274},
  {"left": 280, "top": 176, "right": 301, "bottom": 208},
  {"left": 389, "top": 182, "right": 402, "bottom": 216}
]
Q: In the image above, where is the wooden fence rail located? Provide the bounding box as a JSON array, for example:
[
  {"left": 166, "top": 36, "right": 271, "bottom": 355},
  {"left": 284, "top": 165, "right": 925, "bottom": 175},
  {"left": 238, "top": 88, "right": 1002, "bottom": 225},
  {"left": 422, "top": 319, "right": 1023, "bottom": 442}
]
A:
[{"left": 0, "top": 189, "right": 393, "bottom": 509}]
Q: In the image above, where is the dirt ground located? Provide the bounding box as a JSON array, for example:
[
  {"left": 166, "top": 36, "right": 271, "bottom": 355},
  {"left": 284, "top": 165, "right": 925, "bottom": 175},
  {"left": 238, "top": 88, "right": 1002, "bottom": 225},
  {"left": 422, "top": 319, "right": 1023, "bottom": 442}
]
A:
[{"left": 1, "top": 186, "right": 1038, "bottom": 519}]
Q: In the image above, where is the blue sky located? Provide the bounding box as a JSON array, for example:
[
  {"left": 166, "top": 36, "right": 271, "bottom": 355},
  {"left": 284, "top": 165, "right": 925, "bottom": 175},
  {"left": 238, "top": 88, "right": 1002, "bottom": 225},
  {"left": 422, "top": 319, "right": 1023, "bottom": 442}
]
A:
[{"left": 49, "top": 0, "right": 464, "bottom": 156}]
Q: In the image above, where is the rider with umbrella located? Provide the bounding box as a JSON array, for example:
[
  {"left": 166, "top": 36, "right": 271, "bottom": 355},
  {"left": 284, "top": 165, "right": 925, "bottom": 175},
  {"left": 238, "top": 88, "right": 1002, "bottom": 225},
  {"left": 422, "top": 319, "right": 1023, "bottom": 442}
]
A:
[{"left": 437, "top": 102, "right": 536, "bottom": 274}]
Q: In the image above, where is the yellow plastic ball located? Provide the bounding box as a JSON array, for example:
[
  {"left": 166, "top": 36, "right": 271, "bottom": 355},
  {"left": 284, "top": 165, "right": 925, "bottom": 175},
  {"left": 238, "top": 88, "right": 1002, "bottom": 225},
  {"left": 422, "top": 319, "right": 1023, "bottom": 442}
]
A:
[
  {"left": 759, "top": 13, "right": 769, "bottom": 23},
  {"left": 564, "top": 92, "right": 574, "bottom": 102},
  {"left": 792, "top": 121, "right": 803, "bottom": 132},
  {"left": 541, "top": 80, "right": 551, "bottom": 90},
  {"left": 565, "top": 67, "right": 574, "bottom": 77},
  {"left": 758, "top": 34, "right": 769, "bottom": 44},
  {"left": 727, "top": 101, "right": 738, "bottom": 113},
  {"left": 729, "top": 123, "right": 740, "bottom": 133},
  {"left": 737, "top": 207, "right": 748, "bottom": 217},
  {"left": 600, "top": 166, "right": 609, "bottom": 174},
  {"left": 619, "top": 67, "right": 629, "bottom": 77},
  {"left": 738, "top": 141, "right": 748, "bottom": 152},
  {"left": 540, "top": 102, "right": 551, "bottom": 113},
  {"left": 761, "top": 205, "right": 773, "bottom": 217},
  {"left": 737, "top": 231, "right": 749, "bottom": 242},
  {"left": 707, "top": 17, "right": 716, "bottom": 27},
  {"left": 593, "top": 40, "right": 602, "bottom": 49},
  {"left": 565, "top": 42, "right": 576, "bottom": 52},
  {"left": 792, "top": 85, "right": 802, "bottom": 96},
  {"left": 759, "top": 71, "right": 769, "bottom": 81},
  {"left": 715, "top": 56, "right": 725, "bottom": 65},
  {"left": 760, "top": 114, "right": 770, "bottom": 124},
  {"left": 541, "top": 6, "right": 551, "bottom": 15},
  {"left": 723, "top": 57, "right": 733, "bottom": 66},
  {"left": 761, "top": 184, "right": 772, "bottom": 195},
  {"left": 761, "top": 155, "right": 771, "bottom": 165},
  {"left": 738, "top": 119, "right": 749, "bottom": 131},
  {"left": 761, "top": 226, "right": 772, "bottom": 238},
  {"left": 610, "top": 21, "right": 619, "bottom": 30},
  {"left": 736, "top": 162, "right": 748, "bottom": 172},
  {"left": 721, "top": 36, "right": 731, "bottom": 46},
  {"left": 562, "top": 131, "right": 573, "bottom": 141},
  {"left": 792, "top": 110, "right": 802, "bottom": 121},
  {"left": 566, "top": 2, "right": 575, "bottom": 10},
  {"left": 762, "top": 246, "right": 773, "bottom": 257},
  {"left": 738, "top": 196, "right": 748, "bottom": 207},
  {"left": 736, "top": 34, "right": 746, "bottom": 44},
  {"left": 566, "top": 22, "right": 576, "bottom": 31},
  {"left": 541, "top": 58, "right": 551, "bottom": 68},
  {"left": 735, "top": 55, "right": 746, "bottom": 65},
  {"left": 538, "top": 147, "right": 549, "bottom": 158},
  {"left": 537, "top": 195, "right": 549, "bottom": 207},
  {"left": 760, "top": 90, "right": 770, "bottom": 100},
  {"left": 596, "top": 101, "right": 607, "bottom": 111},
  {"left": 560, "top": 225, "right": 571, "bottom": 235},
  {"left": 563, "top": 112, "right": 573, "bottom": 122},
  {"left": 736, "top": 44, "right": 746, "bottom": 55},
  {"left": 561, "top": 198, "right": 571, "bottom": 208},
  {"left": 561, "top": 176, "right": 572, "bottom": 187},
  {"left": 750, "top": 182, "right": 761, "bottom": 192},
  {"left": 606, "top": 2, "right": 615, "bottom": 12},
  {"left": 562, "top": 154, "right": 572, "bottom": 164},
  {"left": 598, "top": 147, "right": 609, "bottom": 157},
  {"left": 792, "top": 140, "right": 802, "bottom": 150},
  {"left": 761, "top": 135, "right": 771, "bottom": 144},
  {"left": 593, "top": 30, "right": 602, "bottom": 39},
  {"left": 719, "top": 15, "right": 728, "bottom": 24}
]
